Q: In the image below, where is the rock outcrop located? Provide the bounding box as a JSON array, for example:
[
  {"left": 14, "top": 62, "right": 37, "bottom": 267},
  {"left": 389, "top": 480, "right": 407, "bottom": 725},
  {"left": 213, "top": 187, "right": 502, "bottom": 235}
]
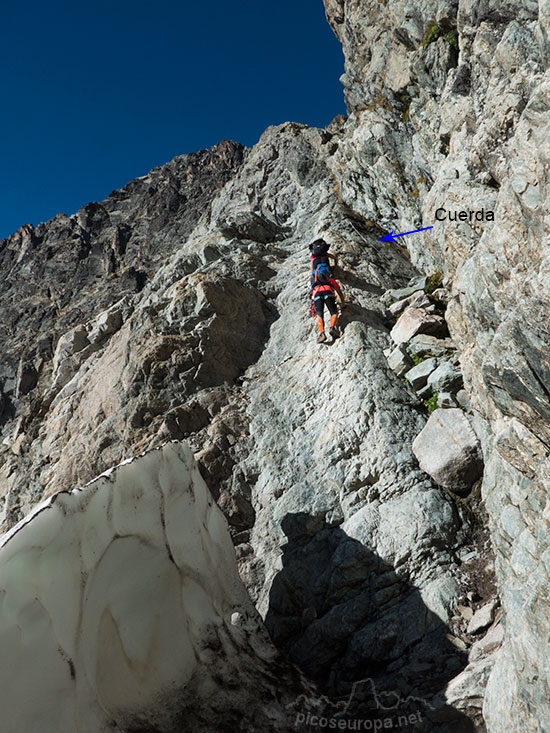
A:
[
  {"left": 324, "top": 0, "right": 550, "bottom": 728},
  {"left": 0, "top": 120, "right": 486, "bottom": 728},
  {"left": 413, "top": 408, "right": 483, "bottom": 495}
]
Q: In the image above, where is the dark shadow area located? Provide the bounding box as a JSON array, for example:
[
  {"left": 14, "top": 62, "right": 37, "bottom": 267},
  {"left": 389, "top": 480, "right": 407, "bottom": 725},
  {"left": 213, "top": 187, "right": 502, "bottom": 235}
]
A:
[
  {"left": 266, "top": 512, "right": 475, "bottom": 732},
  {"left": 336, "top": 268, "right": 385, "bottom": 296},
  {"left": 338, "top": 302, "right": 389, "bottom": 335}
]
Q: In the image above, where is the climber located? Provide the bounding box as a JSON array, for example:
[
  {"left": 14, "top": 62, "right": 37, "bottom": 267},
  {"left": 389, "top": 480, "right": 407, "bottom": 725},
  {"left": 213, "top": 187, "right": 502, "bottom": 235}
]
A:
[
  {"left": 310, "top": 262, "right": 346, "bottom": 344},
  {"left": 309, "top": 238, "right": 338, "bottom": 273}
]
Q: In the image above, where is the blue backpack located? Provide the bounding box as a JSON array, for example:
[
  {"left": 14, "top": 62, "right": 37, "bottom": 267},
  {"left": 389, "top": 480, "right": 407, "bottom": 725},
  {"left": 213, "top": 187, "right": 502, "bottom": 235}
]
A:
[{"left": 310, "top": 263, "right": 332, "bottom": 290}]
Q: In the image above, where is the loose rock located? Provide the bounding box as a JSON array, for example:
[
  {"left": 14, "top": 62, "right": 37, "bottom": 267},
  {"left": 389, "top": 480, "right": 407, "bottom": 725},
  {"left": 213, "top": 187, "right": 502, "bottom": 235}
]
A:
[
  {"left": 404, "top": 357, "right": 439, "bottom": 390},
  {"left": 387, "top": 343, "right": 414, "bottom": 376},
  {"left": 412, "top": 408, "right": 484, "bottom": 495},
  {"left": 428, "top": 359, "right": 464, "bottom": 393},
  {"left": 390, "top": 307, "right": 447, "bottom": 344},
  {"left": 468, "top": 600, "right": 499, "bottom": 635},
  {"left": 408, "top": 334, "right": 456, "bottom": 358},
  {"left": 388, "top": 290, "right": 431, "bottom": 316}
]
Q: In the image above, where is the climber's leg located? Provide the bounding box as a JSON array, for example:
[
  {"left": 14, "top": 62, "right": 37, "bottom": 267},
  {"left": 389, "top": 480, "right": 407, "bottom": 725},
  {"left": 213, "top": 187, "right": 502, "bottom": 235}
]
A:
[
  {"left": 326, "top": 296, "right": 340, "bottom": 338},
  {"left": 315, "top": 298, "right": 326, "bottom": 343}
]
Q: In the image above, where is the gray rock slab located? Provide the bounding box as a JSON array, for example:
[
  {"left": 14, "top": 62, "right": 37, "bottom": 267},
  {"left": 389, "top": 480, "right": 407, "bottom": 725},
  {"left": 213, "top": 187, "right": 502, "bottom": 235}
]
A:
[
  {"left": 468, "top": 600, "right": 499, "bottom": 635},
  {"left": 412, "top": 408, "right": 484, "bottom": 494},
  {"left": 388, "top": 290, "right": 431, "bottom": 316},
  {"left": 404, "top": 358, "right": 439, "bottom": 390},
  {"left": 428, "top": 360, "right": 464, "bottom": 393},
  {"left": 407, "top": 275, "right": 429, "bottom": 291},
  {"left": 408, "top": 334, "right": 455, "bottom": 358},
  {"left": 390, "top": 307, "right": 447, "bottom": 344},
  {"left": 387, "top": 343, "right": 414, "bottom": 376},
  {"left": 469, "top": 622, "right": 504, "bottom": 662},
  {"left": 381, "top": 284, "right": 425, "bottom": 305}
]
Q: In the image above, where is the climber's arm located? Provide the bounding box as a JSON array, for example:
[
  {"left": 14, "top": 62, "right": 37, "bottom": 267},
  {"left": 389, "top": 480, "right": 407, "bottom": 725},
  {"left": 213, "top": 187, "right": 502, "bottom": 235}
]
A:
[{"left": 330, "top": 278, "right": 346, "bottom": 305}]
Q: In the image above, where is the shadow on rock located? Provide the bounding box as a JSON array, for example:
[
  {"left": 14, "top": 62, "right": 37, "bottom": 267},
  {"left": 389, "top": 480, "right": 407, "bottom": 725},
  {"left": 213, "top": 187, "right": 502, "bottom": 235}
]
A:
[
  {"left": 339, "top": 302, "right": 388, "bottom": 334},
  {"left": 265, "top": 512, "right": 474, "bottom": 732},
  {"left": 336, "top": 268, "right": 385, "bottom": 296}
]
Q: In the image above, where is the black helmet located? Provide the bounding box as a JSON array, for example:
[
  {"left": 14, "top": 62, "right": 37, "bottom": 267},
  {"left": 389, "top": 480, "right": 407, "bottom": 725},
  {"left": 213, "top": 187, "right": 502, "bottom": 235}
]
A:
[{"left": 309, "top": 238, "right": 330, "bottom": 256}]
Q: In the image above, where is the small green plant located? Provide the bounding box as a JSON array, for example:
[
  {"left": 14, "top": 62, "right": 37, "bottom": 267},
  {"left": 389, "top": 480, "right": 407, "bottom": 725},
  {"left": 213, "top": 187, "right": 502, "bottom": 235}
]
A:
[
  {"left": 444, "top": 30, "right": 459, "bottom": 51},
  {"left": 425, "top": 393, "right": 439, "bottom": 413},
  {"left": 424, "top": 269, "right": 443, "bottom": 294},
  {"left": 420, "top": 22, "right": 459, "bottom": 52},
  {"left": 398, "top": 91, "right": 412, "bottom": 122},
  {"left": 409, "top": 352, "right": 425, "bottom": 366},
  {"left": 421, "top": 21, "right": 442, "bottom": 47}
]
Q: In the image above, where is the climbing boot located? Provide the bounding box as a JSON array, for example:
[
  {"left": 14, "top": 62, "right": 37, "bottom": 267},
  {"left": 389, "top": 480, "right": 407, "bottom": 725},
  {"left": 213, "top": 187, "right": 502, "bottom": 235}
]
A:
[
  {"left": 330, "top": 325, "right": 340, "bottom": 339},
  {"left": 317, "top": 332, "right": 327, "bottom": 344}
]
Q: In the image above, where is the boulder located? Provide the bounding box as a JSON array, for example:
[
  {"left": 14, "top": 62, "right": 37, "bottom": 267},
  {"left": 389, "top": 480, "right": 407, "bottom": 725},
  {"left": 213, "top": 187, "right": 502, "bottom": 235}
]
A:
[
  {"left": 427, "top": 359, "right": 464, "bottom": 393},
  {"left": 388, "top": 290, "right": 431, "bottom": 316},
  {"left": 387, "top": 343, "right": 414, "bottom": 376},
  {"left": 390, "top": 307, "right": 447, "bottom": 344},
  {"left": 404, "top": 357, "right": 439, "bottom": 390},
  {"left": 408, "top": 334, "right": 455, "bottom": 358},
  {"left": 412, "top": 408, "right": 484, "bottom": 495},
  {"left": 468, "top": 600, "right": 499, "bottom": 635},
  {"left": 469, "top": 622, "right": 504, "bottom": 662}
]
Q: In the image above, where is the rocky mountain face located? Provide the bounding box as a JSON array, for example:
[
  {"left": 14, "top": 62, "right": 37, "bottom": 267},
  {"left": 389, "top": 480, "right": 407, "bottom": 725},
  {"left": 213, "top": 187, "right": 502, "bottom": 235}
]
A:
[
  {"left": 0, "top": 140, "right": 245, "bottom": 523},
  {"left": 0, "top": 1, "right": 548, "bottom": 731},
  {"left": 324, "top": 1, "right": 550, "bottom": 729}
]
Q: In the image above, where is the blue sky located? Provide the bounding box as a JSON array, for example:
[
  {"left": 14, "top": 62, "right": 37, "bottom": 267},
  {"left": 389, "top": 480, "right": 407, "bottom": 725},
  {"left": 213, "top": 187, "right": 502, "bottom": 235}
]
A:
[{"left": 1, "top": 0, "right": 345, "bottom": 241}]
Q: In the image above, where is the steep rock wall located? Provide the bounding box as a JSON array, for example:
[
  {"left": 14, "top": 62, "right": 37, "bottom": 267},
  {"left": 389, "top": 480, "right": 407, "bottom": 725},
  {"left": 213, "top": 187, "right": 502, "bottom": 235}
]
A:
[
  {"left": 0, "top": 119, "right": 485, "bottom": 728},
  {"left": 323, "top": 0, "right": 550, "bottom": 728},
  {"left": 2, "top": 3, "right": 541, "bottom": 724}
]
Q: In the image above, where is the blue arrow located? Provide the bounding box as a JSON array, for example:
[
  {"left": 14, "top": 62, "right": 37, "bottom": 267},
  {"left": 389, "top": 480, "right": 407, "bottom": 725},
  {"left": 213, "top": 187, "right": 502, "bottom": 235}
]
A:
[{"left": 378, "top": 226, "right": 433, "bottom": 242}]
